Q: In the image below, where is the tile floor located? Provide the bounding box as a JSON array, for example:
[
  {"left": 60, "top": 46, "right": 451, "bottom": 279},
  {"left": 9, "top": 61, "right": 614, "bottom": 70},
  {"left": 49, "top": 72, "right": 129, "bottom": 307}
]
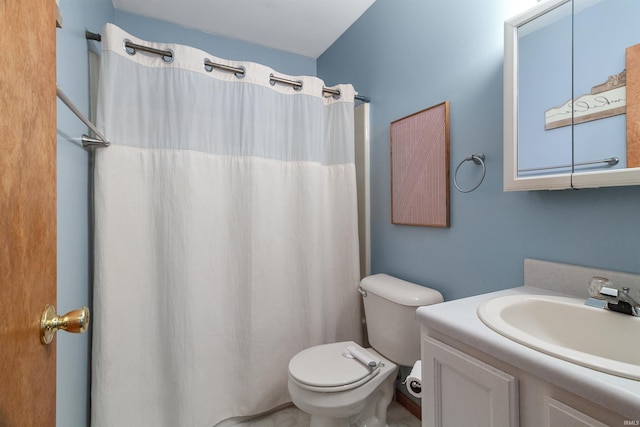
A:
[{"left": 220, "top": 401, "right": 421, "bottom": 427}]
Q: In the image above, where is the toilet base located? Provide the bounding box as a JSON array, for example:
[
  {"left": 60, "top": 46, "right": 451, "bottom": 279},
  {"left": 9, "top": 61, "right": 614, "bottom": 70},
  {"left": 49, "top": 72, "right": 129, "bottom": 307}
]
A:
[{"left": 289, "top": 360, "right": 398, "bottom": 427}]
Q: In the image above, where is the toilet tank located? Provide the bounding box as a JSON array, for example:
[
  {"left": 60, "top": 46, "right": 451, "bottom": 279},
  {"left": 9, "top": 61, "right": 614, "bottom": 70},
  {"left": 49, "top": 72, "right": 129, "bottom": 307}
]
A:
[{"left": 360, "top": 274, "right": 443, "bottom": 366}]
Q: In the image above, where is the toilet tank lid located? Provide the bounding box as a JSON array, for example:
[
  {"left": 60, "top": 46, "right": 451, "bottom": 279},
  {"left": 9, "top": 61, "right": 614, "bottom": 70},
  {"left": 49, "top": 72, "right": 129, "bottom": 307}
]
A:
[{"left": 360, "top": 274, "right": 444, "bottom": 306}]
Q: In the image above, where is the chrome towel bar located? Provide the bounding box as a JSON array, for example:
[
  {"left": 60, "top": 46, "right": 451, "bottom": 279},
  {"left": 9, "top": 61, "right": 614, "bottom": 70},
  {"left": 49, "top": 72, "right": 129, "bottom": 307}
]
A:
[{"left": 518, "top": 157, "right": 619, "bottom": 173}]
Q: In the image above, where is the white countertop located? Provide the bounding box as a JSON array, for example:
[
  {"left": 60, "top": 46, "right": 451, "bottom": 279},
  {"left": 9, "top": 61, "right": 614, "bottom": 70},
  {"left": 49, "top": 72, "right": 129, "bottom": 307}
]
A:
[{"left": 416, "top": 285, "right": 640, "bottom": 418}]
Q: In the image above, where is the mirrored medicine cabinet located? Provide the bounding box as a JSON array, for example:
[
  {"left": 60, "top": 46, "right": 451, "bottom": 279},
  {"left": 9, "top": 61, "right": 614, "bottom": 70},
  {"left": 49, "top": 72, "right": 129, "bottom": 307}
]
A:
[{"left": 504, "top": 0, "right": 640, "bottom": 190}]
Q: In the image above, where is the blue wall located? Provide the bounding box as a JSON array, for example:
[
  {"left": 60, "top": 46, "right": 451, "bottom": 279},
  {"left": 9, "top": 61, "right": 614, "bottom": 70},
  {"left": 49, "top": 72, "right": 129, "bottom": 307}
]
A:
[
  {"left": 56, "top": 2, "right": 315, "bottom": 426},
  {"left": 317, "top": 0, "right": 640, "bottom": 301}
]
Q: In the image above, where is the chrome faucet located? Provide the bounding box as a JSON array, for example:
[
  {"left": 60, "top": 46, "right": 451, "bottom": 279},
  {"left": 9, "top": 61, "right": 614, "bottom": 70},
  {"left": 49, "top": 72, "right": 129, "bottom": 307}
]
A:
[{"left": 587, "top": 276, "right": 640, "bottom": 316}]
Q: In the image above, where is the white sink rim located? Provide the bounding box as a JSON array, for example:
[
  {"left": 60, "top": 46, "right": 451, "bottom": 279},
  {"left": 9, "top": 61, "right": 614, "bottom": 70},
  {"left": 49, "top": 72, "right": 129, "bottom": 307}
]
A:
[{"left": 477, "top": 294, "right": 640, "bottom": 381}]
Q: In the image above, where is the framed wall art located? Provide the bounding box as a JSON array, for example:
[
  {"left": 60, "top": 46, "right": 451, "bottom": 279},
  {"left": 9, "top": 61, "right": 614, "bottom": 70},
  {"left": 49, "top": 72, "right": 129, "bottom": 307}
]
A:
[{"left": 390, "top": 101, "right": 450, "bottom": 227}]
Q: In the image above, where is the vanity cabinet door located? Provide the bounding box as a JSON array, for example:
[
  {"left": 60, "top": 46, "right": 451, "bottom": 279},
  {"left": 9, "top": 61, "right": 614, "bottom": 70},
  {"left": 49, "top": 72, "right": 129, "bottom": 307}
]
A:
[
  {"left": 542, "top": 396, "right": 609, "bottom": 427},
  {"left": 422, "top": 335, "right": 519, "bottom": 427}
]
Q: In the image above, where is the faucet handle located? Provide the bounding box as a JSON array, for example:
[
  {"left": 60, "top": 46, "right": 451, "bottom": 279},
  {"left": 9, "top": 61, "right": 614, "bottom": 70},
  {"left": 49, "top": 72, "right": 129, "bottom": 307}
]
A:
[
  {"left": 588, "top": 276, "right": 612, "bottom": 298},
  {"left": 598, "top": 285, "right": 622, "bottom": 307},
  {"left": 599, "top": 286, "right": 618, "bottom": 298}
]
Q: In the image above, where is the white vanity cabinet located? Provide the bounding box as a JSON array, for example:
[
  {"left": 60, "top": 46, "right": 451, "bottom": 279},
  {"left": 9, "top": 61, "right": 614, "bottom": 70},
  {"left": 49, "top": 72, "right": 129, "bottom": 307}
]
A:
[
  {"left": 421, "top": 331, "right": 628, "bottom": 426},
  {"left": 418, "top": 260, "right": 640, "bottom": 425},
  {"left": 418, "top": 261, "right": 640, "bottom": 425}
]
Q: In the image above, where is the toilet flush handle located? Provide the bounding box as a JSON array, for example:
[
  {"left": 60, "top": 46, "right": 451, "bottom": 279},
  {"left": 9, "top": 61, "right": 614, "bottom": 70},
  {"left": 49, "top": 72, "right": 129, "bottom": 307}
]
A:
[{"left": 346, "top": 345, "right": 379, "bottom": 368}]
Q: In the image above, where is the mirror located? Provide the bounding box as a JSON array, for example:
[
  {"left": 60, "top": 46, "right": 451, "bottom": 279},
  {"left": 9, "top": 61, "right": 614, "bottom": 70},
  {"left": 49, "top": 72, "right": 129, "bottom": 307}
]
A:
[{"left": 504, "top": 0, "right": 640, "bottom": 191}]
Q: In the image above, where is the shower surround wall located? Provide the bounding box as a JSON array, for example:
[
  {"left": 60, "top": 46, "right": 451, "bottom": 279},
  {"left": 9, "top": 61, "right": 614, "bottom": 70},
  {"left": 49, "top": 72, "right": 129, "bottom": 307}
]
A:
[
  {"left": 317, "top": 0, "right": 640, "bottom": 301},
  {"left": 57, "top": 1, "right": 316, "bottom": 425}
]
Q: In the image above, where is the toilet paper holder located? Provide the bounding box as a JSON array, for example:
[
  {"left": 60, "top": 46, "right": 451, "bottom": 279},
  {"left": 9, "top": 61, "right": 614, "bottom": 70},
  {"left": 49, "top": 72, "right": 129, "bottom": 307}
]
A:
[
  {"left": 407, "top": 379, "right": 421, "bottom": 395},
  {"left": 404, "top": 360, "right": 422, "bottom": 398}
]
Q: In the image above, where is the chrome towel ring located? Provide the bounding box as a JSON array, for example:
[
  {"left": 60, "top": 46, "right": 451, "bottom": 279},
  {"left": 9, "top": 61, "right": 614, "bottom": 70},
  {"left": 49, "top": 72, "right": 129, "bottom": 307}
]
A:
[{"left": 454, "top": 153, "right": 486, "bottom": 193}]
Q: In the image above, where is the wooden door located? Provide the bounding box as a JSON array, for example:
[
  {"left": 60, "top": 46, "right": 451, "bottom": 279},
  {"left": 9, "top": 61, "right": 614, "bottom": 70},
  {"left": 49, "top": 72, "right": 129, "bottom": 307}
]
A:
[{"left": 0, "top": 0, "right": 57, "bottom": 426}]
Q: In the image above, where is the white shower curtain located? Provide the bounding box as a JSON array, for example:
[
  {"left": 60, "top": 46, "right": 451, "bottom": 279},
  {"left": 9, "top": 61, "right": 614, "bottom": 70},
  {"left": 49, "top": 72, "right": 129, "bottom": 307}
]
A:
[{"left": 91, "top": 24, "right": 362, "bottom": 427}]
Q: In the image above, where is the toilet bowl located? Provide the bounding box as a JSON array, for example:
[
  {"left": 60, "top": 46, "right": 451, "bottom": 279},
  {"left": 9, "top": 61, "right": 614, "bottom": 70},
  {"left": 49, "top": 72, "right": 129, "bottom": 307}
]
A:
[
  {"left": 287, "top": 274, "right": 444, "bottom": 427},
  {"left": 288, "top": 341, "right": 398, "bottom": 427}
]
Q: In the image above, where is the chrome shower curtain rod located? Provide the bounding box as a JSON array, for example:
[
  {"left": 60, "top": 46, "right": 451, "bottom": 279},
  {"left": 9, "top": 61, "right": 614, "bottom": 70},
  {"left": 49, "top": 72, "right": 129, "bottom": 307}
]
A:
[
  {"left": 85, "top": 31, "right": 371, "bottom": 103},
  {"left": 56, "top": 85, "right": 110, "bottom": 147}
]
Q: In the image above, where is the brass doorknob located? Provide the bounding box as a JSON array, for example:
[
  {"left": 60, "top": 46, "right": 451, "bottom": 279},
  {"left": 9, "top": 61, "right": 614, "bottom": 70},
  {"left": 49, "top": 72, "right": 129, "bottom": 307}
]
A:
[{"left": 40, "top": 305, "right": 90, "bottom": 345}]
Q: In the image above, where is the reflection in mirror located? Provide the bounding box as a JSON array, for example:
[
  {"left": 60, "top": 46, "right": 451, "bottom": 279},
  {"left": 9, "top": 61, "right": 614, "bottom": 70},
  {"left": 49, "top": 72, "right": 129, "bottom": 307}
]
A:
[
  {"left": 517, "top": 0, "right": 572, "bottom": 178},
  {"left": 572, "top": 0, "right": 640, "bottom": 175}
]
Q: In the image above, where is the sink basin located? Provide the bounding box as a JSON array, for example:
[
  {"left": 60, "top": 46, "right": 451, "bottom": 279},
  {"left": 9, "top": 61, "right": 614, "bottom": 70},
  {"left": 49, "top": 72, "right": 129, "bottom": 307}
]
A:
[{"left": 477, "top": 294, "right": 640, "bottom": 380}]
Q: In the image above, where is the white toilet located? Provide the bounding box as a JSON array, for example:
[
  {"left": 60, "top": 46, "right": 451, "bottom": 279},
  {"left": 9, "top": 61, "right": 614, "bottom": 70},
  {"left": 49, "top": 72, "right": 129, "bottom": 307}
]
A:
[{"left": 288, "top": 274, "right": 443, "bottom": 427}]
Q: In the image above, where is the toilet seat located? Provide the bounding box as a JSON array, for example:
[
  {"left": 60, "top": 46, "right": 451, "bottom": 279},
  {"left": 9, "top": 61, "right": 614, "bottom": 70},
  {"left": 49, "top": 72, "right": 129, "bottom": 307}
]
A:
[{"left": 288, "top": 341, "right": 381, "bottom": 392}]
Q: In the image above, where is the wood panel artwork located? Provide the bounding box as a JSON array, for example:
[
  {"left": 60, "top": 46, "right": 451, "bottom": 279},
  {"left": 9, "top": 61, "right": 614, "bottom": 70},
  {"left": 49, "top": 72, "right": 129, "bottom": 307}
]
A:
[
  {"left": 390, "top": 102, "right": 450, "bottom": 227},
  {"left": 627, "top": 43, "right": 640, "bottom": 168}
]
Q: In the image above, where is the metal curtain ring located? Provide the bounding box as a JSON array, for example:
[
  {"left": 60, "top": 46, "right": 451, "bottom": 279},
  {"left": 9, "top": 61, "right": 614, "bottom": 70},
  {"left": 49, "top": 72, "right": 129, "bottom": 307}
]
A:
[{"left": 454, "top": 153, "right": 486, "bottom": 193}]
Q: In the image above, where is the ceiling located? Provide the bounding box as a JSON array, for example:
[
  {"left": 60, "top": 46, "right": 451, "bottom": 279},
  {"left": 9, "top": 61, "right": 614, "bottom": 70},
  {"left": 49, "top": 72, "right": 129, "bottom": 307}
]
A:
[{"left": 112, "top": 0, "right": 376, "bottom": 58}]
